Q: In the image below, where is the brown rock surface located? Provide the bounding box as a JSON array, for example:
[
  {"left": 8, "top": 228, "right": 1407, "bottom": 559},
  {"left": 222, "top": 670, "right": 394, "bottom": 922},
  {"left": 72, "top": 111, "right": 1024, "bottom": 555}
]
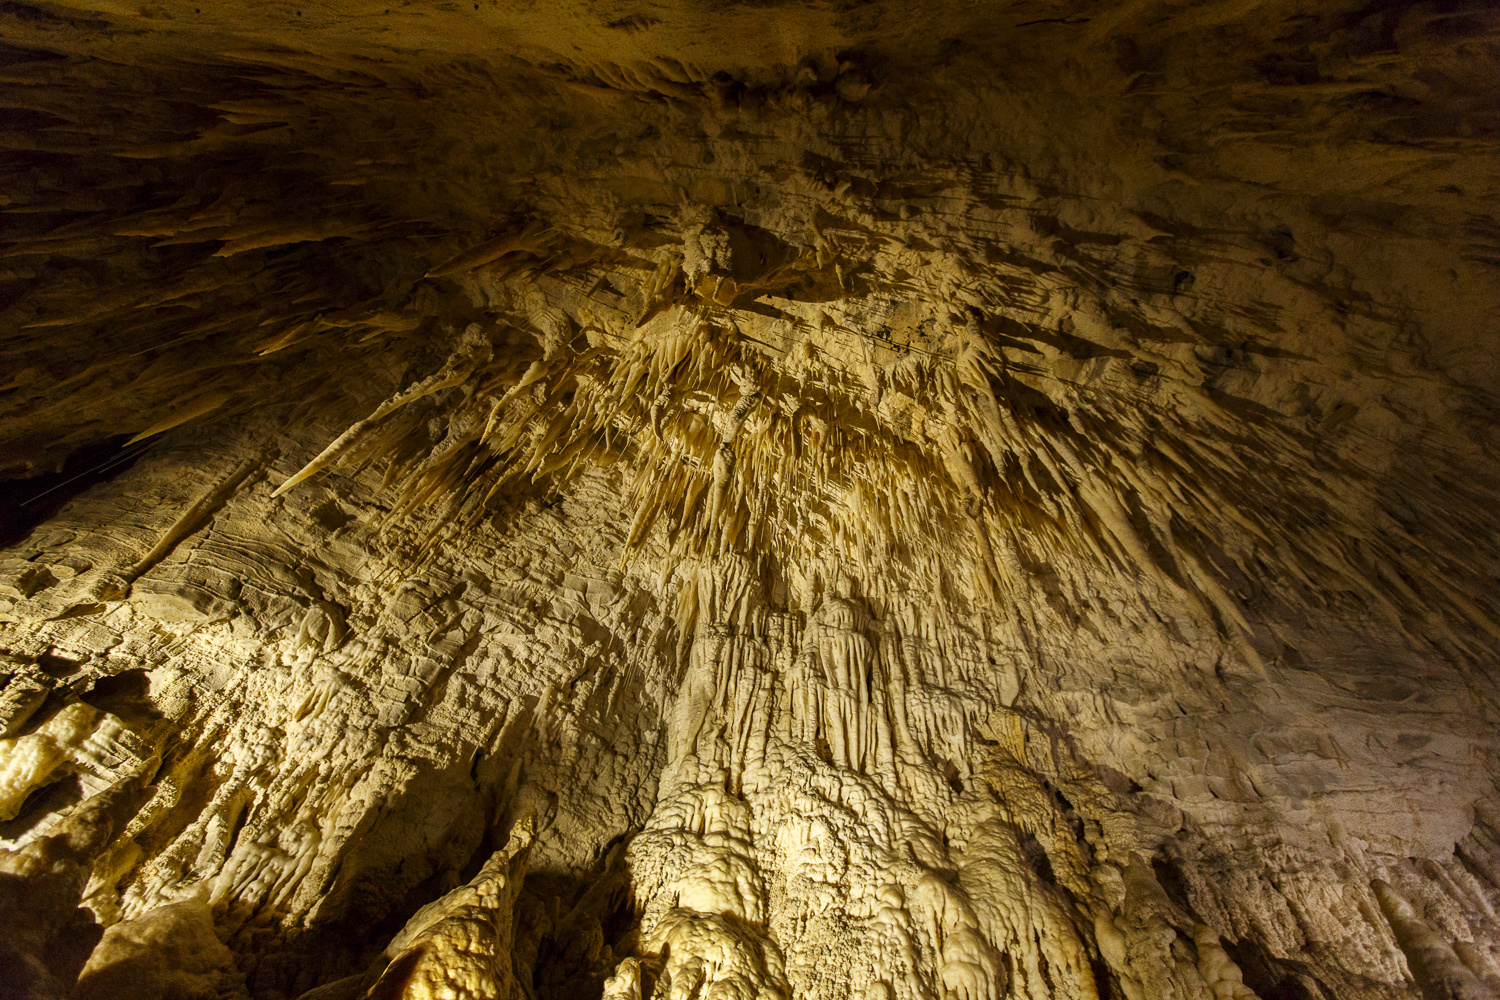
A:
[{"left": 2, "top": 1, "right": 1500, "bottom": 998}]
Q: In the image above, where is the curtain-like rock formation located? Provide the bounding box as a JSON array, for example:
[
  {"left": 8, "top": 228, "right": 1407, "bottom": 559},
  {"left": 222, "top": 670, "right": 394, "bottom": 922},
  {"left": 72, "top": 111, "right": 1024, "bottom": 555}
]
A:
[{"left": 2, "top": 1, "right": 1500, "bottom": 998}]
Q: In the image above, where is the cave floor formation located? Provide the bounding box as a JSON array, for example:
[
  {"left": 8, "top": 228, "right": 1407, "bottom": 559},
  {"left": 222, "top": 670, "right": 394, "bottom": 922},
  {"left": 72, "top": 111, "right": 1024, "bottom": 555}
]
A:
[{"left": 3, "top": 1, "right": 1500, "bottom": 999}]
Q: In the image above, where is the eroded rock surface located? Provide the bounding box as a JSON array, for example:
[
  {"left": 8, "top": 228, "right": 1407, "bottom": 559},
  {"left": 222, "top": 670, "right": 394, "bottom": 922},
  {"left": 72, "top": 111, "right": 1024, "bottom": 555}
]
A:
[{"left": 2, "top": 1, "right": 1500, "bottom": 998}]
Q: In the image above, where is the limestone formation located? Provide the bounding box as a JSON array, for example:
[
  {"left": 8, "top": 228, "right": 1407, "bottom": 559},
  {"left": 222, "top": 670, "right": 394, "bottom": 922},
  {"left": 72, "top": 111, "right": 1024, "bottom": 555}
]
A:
[{"left": 2, "top": 1, "right": 1500, "bottom": 999}]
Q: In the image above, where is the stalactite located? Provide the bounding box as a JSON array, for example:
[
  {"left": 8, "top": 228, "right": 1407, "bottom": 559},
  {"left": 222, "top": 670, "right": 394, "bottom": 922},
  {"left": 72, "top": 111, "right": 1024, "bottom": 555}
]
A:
[{"left": 2, "top": 1, "right": 1500, "bottom": 998}]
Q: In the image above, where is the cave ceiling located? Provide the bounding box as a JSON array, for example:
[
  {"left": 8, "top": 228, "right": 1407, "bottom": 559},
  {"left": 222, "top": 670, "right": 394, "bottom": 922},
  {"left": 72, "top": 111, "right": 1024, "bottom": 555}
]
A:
[{"left": 2, "top": 2, "right": 1500, "bottom": 999}]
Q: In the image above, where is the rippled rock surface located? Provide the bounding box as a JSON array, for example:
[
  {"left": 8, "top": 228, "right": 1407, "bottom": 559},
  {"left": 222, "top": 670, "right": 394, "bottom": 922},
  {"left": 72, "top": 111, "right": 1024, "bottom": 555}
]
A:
[{"left": 2, "top": 2, "right": 1500, "bottom": 998}]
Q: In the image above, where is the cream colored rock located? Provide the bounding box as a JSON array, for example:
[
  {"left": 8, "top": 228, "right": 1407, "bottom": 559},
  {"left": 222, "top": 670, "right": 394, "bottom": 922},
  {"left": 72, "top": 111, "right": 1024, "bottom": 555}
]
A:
[
  {"left": 0, "top": 703, "right": 101, "bottom": 821},
  {"left": 0, "top": 773, "right": 153, "bottom": 1000},
  {"left": 348, "top": 821, "right": 535, "bottom": 1000},
  {"left": 0, "top": 1, "right": 1499, "bottom": 999},
  {"left": 74, "top": 896, "right": 248, "bottom": 1000}
]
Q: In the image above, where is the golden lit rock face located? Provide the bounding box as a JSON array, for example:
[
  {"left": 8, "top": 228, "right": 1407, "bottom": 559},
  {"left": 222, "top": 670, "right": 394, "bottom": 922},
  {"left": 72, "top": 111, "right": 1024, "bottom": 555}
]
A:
[{"left": 2, "top": 2, "right": 1500, "bottom": 999}]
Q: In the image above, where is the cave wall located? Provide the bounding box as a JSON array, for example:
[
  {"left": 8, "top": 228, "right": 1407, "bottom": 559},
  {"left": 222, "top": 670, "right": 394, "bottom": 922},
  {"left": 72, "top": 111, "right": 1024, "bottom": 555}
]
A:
[{"left": 2, "top": 1, "right": 1500, "bottom": 999}]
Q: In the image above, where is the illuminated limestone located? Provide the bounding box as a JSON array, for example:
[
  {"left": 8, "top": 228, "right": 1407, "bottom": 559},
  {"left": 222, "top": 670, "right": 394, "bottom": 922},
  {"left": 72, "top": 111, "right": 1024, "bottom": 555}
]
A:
[{"left": 1, "top": 1, "right": 1500, "bottom": 999}]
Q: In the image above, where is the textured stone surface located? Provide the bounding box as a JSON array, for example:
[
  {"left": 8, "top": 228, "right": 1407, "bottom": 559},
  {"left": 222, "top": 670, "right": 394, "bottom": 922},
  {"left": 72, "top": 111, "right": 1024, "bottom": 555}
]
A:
[{"left": 2, "top": 1, "right": 1500, "bottom": 998}]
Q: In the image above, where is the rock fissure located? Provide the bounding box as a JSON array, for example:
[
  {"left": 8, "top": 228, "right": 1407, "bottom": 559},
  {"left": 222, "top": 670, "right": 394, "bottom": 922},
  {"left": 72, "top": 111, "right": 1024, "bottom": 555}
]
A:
[{"left": 2, "top": 1, "right": 1500, "bottom": 999}]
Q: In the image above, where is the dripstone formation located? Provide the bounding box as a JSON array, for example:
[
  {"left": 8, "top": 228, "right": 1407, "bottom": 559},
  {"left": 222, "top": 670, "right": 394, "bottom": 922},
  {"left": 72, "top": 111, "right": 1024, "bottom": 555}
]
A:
[{"left": 2, "top": 1, "right": 1499, "bottom": 998}]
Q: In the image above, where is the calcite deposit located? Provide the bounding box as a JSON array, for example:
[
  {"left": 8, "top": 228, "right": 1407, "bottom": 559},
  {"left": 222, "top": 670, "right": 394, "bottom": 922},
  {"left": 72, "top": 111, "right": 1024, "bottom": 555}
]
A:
[{"left": 2, "top": 1, "right": 1500, "bottom": 998}]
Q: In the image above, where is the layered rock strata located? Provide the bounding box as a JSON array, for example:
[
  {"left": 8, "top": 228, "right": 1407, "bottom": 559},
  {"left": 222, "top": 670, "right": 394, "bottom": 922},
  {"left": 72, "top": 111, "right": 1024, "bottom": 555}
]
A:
[{"left": 2, "top": 1, "right": 1500, "bottom": 999}]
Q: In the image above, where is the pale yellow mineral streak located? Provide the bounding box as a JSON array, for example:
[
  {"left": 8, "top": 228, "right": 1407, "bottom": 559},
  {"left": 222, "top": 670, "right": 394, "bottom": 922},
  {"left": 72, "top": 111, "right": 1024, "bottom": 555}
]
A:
[
  {"left": 274, "top": 324, "right": 494, "bottom": 498},
  {"left": 0, "top": 702, "right": 101, "bottom": 821}
]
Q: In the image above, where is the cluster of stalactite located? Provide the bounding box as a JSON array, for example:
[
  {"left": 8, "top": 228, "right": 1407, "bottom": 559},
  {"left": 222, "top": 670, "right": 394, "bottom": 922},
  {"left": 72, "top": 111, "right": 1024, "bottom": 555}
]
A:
[{"left": 2, "top": 1, "right": 1500, "bottom": 999}]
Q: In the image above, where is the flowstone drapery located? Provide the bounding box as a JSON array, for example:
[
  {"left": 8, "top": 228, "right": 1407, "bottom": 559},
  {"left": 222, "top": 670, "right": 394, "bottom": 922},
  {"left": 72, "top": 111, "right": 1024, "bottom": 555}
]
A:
[{"left": 3, "top": 1, "right": 1500, "bottom": 998}]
